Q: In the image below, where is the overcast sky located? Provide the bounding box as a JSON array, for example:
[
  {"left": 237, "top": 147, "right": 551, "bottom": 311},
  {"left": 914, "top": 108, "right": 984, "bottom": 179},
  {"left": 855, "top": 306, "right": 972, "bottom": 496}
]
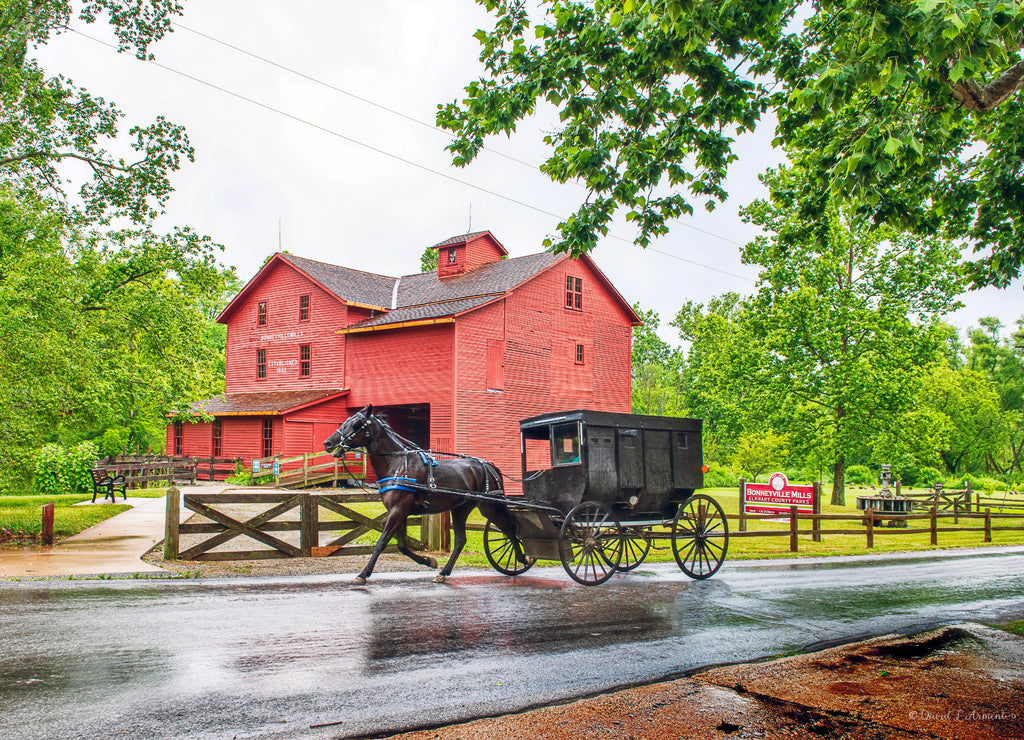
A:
[{"left": 39, "top": 1, "right": 1022, "bottom": 345}]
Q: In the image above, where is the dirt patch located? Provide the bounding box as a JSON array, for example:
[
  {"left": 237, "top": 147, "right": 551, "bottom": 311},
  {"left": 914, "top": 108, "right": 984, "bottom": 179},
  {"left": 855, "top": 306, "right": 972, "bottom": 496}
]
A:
[
  {"left": 142, "top": 548, "right": 433, "bottom": 579},
  {"left": 382, "top": 624, "right": 1024, "bottom": 740}
]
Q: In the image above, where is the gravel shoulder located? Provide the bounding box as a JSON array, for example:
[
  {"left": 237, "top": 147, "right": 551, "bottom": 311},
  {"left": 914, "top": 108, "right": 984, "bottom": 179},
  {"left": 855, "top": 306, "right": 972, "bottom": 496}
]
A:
[{"left": 381, "top": 624, "right": 1024, "bottom": 740}]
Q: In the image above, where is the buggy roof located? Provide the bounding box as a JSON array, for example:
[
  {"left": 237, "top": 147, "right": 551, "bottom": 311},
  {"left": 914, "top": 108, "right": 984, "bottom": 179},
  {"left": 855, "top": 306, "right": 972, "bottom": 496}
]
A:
[{"left": 519, "top": 409, "right": 702, "bottom": 433}]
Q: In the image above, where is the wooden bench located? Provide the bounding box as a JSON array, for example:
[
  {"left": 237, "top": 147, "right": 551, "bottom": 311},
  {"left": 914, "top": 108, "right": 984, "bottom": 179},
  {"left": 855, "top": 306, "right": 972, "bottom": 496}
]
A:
[{"left": 90, "top": 469, "right": 127, "bottom": 503}]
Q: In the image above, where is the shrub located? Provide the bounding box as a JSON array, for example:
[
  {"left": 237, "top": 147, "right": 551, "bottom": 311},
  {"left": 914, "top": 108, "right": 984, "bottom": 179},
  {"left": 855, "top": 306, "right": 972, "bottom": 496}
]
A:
[
  {"left": 917, "top": 467, "right": 945, "bottom": 487},
  {"left": 958, "top": 475, "right": 1007, "bottom": 493},
  {"left": 703, "top": 462, "right": 739, "bottom": 488},
  {"left": 32, "top": 441, "right": 98, "bottom": 495},
  {"left": 897, "top": 464, "right": 920, "bottom": 487},
  {"left": 845, "top": 465, "right": 874, "bottom": 485},
  {"left": 97, "top": 427, "right": 132, "bottom": 458}
]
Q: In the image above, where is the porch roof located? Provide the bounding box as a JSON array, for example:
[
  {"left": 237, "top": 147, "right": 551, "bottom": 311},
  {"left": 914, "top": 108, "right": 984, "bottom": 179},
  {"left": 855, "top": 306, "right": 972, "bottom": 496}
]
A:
[{"left": 181, "top": 388, "right": 349, "bottom": 417}]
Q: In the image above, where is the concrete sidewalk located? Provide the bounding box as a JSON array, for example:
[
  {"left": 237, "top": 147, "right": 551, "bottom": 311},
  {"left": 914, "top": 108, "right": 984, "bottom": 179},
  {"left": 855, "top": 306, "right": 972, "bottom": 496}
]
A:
[{"left": 0, "top": 483, "right": 228, "bottom": 578}]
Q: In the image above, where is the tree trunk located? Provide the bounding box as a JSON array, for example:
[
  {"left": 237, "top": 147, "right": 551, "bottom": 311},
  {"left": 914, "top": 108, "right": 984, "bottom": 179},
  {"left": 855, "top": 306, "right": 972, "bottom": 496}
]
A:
[{"left": 831, "top": 454, "right": 846, "bottom": 506}]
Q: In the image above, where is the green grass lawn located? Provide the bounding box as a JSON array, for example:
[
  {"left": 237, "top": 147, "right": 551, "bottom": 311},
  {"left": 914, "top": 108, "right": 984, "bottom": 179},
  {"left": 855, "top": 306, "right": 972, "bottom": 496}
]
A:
[{"left": 0, "top": 487, "right": 168, "bottom": 546}]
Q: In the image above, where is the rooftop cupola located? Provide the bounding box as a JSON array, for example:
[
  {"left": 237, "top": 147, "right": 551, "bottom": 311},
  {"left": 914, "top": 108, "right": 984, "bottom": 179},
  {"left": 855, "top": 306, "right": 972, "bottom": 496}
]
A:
[{"left": 429, "top": 230, "right": 509, "bottom": 277}]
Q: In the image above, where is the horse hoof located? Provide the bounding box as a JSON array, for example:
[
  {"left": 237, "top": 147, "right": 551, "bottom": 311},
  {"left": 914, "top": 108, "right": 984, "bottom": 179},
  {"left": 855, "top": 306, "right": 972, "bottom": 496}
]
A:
[
  {"left": 426, "top": 557, "right": 438, "bottom": 569},
  {"left": 353, "top": 576, "right": 367, "bottom": 586},
  {"left": 433, "top": 574, "right": 447, "bottom": 584}
]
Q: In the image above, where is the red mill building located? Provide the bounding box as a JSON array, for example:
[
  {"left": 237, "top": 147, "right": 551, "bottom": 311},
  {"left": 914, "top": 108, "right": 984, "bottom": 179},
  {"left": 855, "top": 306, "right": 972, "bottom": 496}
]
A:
[{"left": 168, "top": 231, "right": 640, "bottom": 491}]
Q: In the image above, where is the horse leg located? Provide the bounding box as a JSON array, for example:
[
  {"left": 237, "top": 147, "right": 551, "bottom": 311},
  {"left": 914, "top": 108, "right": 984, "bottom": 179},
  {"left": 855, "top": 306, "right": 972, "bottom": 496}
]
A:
[
  {"left": 354, "top": 504, "right": 410, "bottom": 585},
  {"left": 434, "top": 503, "right": 473, "bottom": 583},
  {"left": 395, "top": 520, "right": 438, "bottom": 570}
]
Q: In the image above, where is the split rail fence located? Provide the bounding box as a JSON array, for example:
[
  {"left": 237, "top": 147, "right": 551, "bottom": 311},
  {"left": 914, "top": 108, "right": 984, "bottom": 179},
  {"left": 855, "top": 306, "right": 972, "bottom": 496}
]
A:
[
  {"left": 731, "top": 480, "right": 1024, "bottom": 552},
  {"left": 248, "top": 451, "right": 367, "bottom": 489},
  {"left": 93, "top": 456, "right": 200, "bottom": 489},
  {"left": 730, "top": 507, "right": 1024, "bottom": 553},
  {"left": 163, "top": 487, "right": 425, "bottom": 562}
]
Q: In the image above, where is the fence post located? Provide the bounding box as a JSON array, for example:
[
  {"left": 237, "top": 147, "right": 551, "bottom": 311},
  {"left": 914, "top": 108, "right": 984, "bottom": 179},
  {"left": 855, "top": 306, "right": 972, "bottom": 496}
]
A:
[
  {"left": 439, "top": 511, "right": 451, "bottom": 551},
  {"left": 738, "top": 478, "right": 747, "bottom": 533},
  {"left": 789, "top": 505, "right": 799, "bottom": 552},
  {"left": 303, "top": 453, "right": 309, "bottom": 488},
  {"left": 163, "top": 484, "right": 180, "bottom": 560},
  {"left": 965, "top": 480, "right": 973, "bottom": 512},
  {"left": 812, "top": 481, "right": 821, "bottom": 543},
  {"left": 984, "top": 507, "right": 991, "bottom": 543},
  {"left": 930, "top": 506, "right": 938, "bottom": 546},
  {"left": 865, "top": 511, "right": 874, "bottom": 549},
  {"left": 41, "top": 502, "right": 55, "bottom": 546},
  {"left": 421, "top": 513, "right": 451, "bottom": 552},
  {"left": 300, "top": 493, "right": 317, "bottom": 557}
]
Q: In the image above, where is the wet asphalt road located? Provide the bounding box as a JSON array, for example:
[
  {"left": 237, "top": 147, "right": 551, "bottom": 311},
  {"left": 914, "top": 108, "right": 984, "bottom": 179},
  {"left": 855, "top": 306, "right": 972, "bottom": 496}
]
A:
[{"left": 2, "top": 547, "right": 1024, "bottom": 740}]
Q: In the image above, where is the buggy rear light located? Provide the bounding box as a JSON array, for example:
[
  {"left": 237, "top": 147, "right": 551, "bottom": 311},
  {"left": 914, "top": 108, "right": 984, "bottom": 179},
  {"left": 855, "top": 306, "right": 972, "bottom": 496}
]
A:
[{"left": 701, "top": 464, "right": 709, "bottom": 473}]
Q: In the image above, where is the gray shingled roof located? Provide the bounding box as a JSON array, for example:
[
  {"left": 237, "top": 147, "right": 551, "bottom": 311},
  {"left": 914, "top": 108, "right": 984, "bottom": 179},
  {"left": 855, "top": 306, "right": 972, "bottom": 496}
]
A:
[
  {"left": 346, "top": 296, "right": 497, "bottom": 329},
  {"left": 395, "top": 252, "right": 561, "bottom": 308},
  {"left": 430, "top": 231, "right": 493, "bottom": 249},
  {"left": 279, "top": 247, "right": 565, "bottom": 331},
  {"left": 282, "top": 254, "right": 395, "bottom": 308}
]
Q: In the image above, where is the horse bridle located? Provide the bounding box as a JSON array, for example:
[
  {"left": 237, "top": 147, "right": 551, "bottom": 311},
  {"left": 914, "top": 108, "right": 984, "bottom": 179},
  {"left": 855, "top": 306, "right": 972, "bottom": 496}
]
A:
[{"left": 335, "top": 411, "right": 372, "bottom": 452}]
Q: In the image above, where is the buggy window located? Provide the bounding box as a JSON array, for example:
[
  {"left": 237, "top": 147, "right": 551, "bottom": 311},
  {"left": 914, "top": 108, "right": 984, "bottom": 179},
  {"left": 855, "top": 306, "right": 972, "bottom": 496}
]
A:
[
  {"left": 552, "top": 422, "right": 581, "bottom": 466},
  {"left": 521, "top": 426, "right": 551, "bottom": 472}
]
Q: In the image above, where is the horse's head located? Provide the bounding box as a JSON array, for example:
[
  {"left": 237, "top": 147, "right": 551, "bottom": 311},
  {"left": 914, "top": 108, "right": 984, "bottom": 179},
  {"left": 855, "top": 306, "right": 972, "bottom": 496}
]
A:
[{"left": 323, "top": 404, "right": 374, "bottom": 457}]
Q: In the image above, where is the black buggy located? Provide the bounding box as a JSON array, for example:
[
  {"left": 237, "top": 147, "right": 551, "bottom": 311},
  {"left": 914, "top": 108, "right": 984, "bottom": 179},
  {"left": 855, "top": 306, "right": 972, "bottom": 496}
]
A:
[{"left": 483, "top": 409, "right": 729, "bottom": 586}]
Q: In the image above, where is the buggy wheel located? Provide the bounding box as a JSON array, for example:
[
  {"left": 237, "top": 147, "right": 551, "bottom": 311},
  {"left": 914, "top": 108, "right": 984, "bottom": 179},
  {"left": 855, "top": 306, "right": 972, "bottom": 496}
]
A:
[
  {"left": 614, "top": 528, "right": 652, "bottom": 571},
  {"left": 483, "top": 520, "right": 534, "bottom": 576},
  {"left": 559, "top": 502, "right": 622, "bottom": 586},
  {"left": 672, "top": 494, "right": 729, "bottom": 580}
]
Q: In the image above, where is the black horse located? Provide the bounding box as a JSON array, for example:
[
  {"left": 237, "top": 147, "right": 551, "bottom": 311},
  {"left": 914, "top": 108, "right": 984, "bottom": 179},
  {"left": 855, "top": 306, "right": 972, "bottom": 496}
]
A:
[{"left": 323, "top": 405, "right": 529, "bottom": 584}]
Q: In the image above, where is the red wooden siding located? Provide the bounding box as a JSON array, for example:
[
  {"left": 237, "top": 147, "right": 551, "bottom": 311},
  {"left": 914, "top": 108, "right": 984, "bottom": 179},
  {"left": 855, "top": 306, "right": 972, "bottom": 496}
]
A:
[
  {"left": 345, "top": 323, "right": 454, "bottom": 447},
  {"left": 224, "top": 260, "right": 348, "bottom": 394}
]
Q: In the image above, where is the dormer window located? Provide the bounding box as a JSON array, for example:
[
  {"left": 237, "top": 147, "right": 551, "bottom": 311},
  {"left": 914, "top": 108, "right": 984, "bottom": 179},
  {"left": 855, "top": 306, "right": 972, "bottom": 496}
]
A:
[{"left": 448, "top": 248, "right": 458, "bottom": 264}]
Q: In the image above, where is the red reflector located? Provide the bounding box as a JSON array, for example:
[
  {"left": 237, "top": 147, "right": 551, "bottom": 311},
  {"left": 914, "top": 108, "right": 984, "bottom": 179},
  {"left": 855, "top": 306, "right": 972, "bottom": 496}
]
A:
[{"left": 701, "top": 465, "right": 710, "bottom": 473}]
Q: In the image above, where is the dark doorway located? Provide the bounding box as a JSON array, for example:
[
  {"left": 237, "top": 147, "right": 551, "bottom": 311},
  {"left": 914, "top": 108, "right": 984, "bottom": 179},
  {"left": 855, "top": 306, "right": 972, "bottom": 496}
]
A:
[{"left": 372, "top": 404, "right": 430, "bottom": 449}]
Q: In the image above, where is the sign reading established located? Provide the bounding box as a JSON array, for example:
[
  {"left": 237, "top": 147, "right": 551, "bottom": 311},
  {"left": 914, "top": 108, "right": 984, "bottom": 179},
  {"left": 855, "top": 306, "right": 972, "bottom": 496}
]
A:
[{"left": 743, "top": 472, "right": 815, "bottom": 517}]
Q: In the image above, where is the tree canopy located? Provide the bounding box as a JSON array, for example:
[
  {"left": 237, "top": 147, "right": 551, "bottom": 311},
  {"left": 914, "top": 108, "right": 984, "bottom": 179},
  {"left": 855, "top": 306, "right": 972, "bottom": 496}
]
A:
[
  {"left": 0, "top": 2, "right": 235, "bottom": 491},
  {"left": 440, "top": 0, "right": 1024, "bottom": 287},
  {"left": 1, "top": 1, "right": 191, "bottom": 224}
]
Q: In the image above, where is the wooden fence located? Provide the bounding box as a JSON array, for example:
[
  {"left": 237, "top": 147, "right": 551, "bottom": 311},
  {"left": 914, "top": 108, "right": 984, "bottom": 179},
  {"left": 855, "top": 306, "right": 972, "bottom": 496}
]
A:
[
  {"left": 889, "top": 481, "right": 1024, "bottom": 513},
  {"left": 163, "top": 487, "right": 421, "bottom": 562},
  {"left": 249, "top": 450, "right": 367, "bottom": 488},
  {"left": 95, "top": 451, "right": 366, "bottom": 489},
  {"left": 730, "top": 506, "right": 1024, "bottom": 552},
  {"left": 94, "top": 456, "right": 193, "bottom": 489}
]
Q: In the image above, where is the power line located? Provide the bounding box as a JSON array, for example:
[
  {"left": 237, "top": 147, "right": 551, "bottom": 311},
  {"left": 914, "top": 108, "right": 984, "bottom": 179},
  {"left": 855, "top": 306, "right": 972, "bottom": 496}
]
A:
[
  {"left": 171, "top": 21, "right": 752, "bottom": 258},
  {"left": 69, "top": 27, "right": 753, "bottom": 283},
  {"left": 171, "top": 20, "right": 545, "bottom": 173}
]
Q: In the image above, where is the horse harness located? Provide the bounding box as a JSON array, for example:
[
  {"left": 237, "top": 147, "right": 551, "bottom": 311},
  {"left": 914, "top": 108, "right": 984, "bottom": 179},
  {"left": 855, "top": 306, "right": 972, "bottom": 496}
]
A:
[{"left": 342, "top": 411, "right": 500, "bottom": 507}]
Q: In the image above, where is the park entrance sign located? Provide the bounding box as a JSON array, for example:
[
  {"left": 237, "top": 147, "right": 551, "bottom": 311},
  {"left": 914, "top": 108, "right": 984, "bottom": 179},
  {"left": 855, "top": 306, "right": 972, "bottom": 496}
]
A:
[{"left": 743, "top": 473, "right": 816, "bottom": 518}]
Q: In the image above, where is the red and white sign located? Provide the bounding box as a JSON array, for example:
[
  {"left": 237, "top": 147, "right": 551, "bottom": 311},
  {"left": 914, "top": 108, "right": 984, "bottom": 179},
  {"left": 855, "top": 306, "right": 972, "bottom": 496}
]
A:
[{"left": 744, "top": 473, "right": 815, "bottom": 517}]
